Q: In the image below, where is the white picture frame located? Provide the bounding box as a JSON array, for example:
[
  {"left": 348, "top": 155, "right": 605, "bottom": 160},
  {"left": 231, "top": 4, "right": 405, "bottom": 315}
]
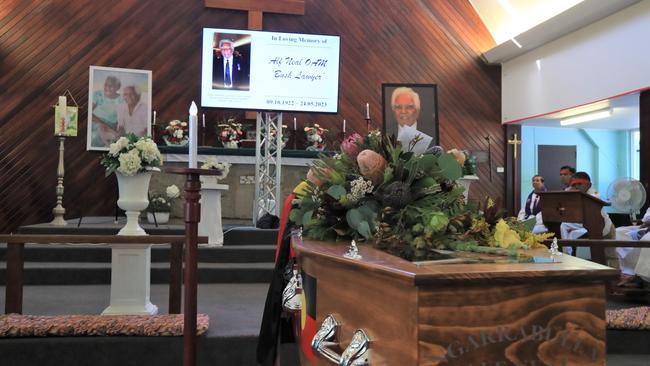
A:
[{"left": 87, "top": 65, "right": 152, "bottom": 151}]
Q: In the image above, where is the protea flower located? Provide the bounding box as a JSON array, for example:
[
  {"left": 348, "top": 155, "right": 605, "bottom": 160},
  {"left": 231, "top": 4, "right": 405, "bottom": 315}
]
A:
[
  {"left": 340, "top": 133, "right": 363, "bottom": 159},
  {"left": 357, "top": 149, "right": 386, "bottom": 185},
  {"left": 382, "top": 181, "right": 412, "bottom": 209}
]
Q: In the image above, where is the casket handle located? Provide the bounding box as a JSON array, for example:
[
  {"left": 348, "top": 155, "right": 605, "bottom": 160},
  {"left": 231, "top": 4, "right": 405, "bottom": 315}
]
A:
[{"left": 312, "top": 314, "right": 371, "bottom": 366}]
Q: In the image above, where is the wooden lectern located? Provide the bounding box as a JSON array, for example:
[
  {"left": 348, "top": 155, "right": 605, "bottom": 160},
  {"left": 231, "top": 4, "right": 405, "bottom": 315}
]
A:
[{"left": 538, "top": 191, "right": 610, "bottom": 262}]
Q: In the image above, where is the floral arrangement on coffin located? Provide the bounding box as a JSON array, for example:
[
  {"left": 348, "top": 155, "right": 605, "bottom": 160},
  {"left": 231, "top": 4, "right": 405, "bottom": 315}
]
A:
[
  {"left": 162, "top": 120, "right": 188, "bottom": 146},
  {"left": 218, "top": 118, "right": 245, "bottom": 148},
  {"left": 290, "top": 131, "right": 552, "bottom": 261},
  {"left": 100, "top": 134, "right": 163, "bottom": 176},
  {"left": 147, "top": 185, "right": 181, "bottom": 213},
  {"left": 304, "top": 123, "right": 328, "bottom": 151},
  {"left": 201, "top": 157, "right": 231, "bottom": 180}
]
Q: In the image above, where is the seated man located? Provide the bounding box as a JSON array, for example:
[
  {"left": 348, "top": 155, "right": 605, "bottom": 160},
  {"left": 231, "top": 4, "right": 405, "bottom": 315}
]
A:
[
  {"left": 615, "top": 208, "right": 650, "bottom": 278},
  {"left": 634, "top": 247, "right": 650, "bottom": 289},
  {"left": 517, "top": 174, "right": 547, "bottom": 234},
  {"left": 560, "top": 172, "right": 613, "bottom": 254}
]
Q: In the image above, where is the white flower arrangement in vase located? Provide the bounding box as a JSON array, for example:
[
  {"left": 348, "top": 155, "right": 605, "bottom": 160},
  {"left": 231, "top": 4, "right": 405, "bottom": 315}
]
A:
[
  {"left": 100, "top": 133, "right": 163, "bottom": 176},
  {"left": 200, "top": 157, "right": 231, "bottom": 185}
]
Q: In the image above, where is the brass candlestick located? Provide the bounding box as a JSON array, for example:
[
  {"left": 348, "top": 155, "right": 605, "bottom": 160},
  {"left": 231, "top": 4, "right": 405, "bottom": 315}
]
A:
[{"left": 50, "top": 136, "right": 67, "bottom": 225}]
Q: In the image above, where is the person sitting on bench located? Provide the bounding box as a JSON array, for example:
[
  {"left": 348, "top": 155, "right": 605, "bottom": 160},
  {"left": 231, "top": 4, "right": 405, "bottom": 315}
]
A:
[
  {"left": 615, "top": 208, "right": 650, "bottom": 289},
  {"left": 517, "top": 174, "right": 547, "bottom": 234},
  {"left": 560, "top": 172, "right": 613, "bottom": 255}
]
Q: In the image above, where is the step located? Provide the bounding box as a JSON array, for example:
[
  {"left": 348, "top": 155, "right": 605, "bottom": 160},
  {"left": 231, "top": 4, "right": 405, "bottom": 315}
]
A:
[
  {"left": 0, "top": 262, "right": 275, "bottom": 285},
  {"left": 0, "top": 244, "right": 277, "bottom": 263},
  {"left": 14, "top": 222, "right": 279, "bottom": 247}
]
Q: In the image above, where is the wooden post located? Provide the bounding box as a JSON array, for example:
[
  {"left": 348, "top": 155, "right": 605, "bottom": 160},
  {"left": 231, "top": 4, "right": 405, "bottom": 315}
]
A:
[
  {"left": 169, "top": 240, "right": 183, "bottom": 314},
  {"left": 5, "top": 243, "right": 24, "bottom": 314},
  {"left": 165, "top": 167, "right": 220, "bottom": 366}
]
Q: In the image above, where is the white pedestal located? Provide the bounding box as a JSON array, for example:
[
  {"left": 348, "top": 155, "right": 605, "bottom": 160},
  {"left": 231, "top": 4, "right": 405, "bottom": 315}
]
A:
[
  {"left": 199, "top": 181, "right": 229, "bottom": 247},
  {"left": 102, "top": 244, "right": 158, "bottom": 315},
  {"left": 458, "top": 175, "right": 479, "bottom": 202}
]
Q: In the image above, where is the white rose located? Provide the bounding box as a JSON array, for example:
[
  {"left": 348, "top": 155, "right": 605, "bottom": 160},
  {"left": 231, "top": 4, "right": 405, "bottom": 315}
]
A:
[
  {"left": 117, "top": 149, "right": 142, "bottom": 176},
  {"left": 174, "top": 129, "right": 184, "bottom": 139},
  {"left": 166, "top": 184, "right": 180, "bottom": 199}
]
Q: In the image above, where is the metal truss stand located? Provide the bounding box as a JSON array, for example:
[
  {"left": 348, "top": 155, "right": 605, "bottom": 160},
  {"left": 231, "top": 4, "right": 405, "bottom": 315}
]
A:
[{"left": 253, "top": 112, "right": 283, "bottom": 225}]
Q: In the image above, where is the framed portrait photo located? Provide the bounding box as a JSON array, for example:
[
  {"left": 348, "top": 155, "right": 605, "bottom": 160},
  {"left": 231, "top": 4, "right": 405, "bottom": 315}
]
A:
[
  {"left": 87, "top": 66, "right": 152, "bottom": 151},
  {"left": 382, "top": 83, "right": 438, "bottom": 154}
]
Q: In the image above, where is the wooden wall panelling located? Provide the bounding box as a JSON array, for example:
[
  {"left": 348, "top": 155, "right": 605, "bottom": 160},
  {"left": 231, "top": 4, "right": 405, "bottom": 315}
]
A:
[{"left": 0, "top": 0, "right": 501, "bottom": 233}]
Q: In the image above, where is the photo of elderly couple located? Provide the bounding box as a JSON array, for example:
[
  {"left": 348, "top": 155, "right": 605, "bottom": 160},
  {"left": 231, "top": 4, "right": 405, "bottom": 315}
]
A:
[{"left": 87, "top": 66, "right": 152, "bottom": 151}]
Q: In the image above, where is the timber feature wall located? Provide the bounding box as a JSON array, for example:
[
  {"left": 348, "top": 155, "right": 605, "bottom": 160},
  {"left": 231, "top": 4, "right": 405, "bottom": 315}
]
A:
[{"left": 0, "top": 0, "right": 501, "bottom": 233}]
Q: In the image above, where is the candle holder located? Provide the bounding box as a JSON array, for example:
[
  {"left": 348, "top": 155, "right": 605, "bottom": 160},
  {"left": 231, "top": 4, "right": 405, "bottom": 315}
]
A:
[
  {"left": 50, "top": 136, "right": 67, "bottom": 226},
  {"left": 365, "top": 118, "right": 373, "bottom": 132}
]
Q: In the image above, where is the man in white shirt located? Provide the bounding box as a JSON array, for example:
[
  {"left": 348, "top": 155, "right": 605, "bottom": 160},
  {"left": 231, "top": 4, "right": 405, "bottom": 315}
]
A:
[
  {"left": 614, "top": 208, "right": 650, "bottom": 288},
  {"left": 517, "top": 175, "right": 547, "bottom": 234},
  {"left": 116, "top": 85, "right": 148, "bottom": 137},
  {"left": 391, "top": 87, "right": 433, "bottom": 154},
  {"left": 560, "top": 172, "right": 613, "bottom": 254}
]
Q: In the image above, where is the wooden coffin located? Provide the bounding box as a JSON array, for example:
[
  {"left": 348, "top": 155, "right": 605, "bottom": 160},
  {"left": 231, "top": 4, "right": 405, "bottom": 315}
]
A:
[{"left": 292, "top": 237, "right": 618, "bottom": 366}]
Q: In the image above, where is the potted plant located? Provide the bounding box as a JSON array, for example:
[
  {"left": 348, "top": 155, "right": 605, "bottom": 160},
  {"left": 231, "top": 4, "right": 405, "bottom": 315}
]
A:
[
  {"left": 218, "top": 118, "right": 244, "bottom": 148},
  {"left": 100, "top": 133, "right": 163, "bottom": 235},
  {"left": 146, "top": 184, "right": 181, "bottom": 224},
  {"left": 304, "top": 123, "right": 328, "bottom": 151},
  {"left": 161, "top": 120, "right": 189, "bottom": 146},
  {"left": 200, "top": 157, "right": 231, "bottom": 186}
]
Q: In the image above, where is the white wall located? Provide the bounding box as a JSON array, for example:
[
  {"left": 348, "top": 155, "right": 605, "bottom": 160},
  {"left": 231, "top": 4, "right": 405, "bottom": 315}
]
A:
[{"left": 502, "top": 1, "right": 650, "bottom": 123}]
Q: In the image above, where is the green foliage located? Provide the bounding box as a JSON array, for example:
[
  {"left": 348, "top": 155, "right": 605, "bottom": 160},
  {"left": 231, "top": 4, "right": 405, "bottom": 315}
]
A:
[{"left": 292, "top": 131, "right": 543, "bottom": 262}]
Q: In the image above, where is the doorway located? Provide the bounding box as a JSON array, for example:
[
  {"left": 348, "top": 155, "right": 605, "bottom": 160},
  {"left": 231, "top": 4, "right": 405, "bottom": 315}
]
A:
[{"left": 537, "top": 145, "right": 576, "bottom": 190}]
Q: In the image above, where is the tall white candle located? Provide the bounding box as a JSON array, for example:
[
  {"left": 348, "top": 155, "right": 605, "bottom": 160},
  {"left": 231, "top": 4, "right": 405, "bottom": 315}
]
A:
[
  {"left": 189, "top": 101, "right": 198, "bottom": 168},
  {"left": 365, "top": 103, "right": 370, "bottom": 119},
  {"left": 153, "top": 110, "right": 156, "bottom": 126},
  {"left": 293, "top": 117, "right": 297, "bottom": 131},
  {"left": 202, "top": 113, "right": 206, "bottom": 128},
  {"left": 343, "top": 119, "right": 346, "bottom": 133}
]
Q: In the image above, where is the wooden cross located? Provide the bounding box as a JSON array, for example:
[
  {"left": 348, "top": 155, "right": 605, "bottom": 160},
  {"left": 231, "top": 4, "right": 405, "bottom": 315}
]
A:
[
  {"left": 204, "top": 0, "right": 306, "bottom": 30},
  {"left": 507, "top": 133, "right": 522, "bottom": 160}
]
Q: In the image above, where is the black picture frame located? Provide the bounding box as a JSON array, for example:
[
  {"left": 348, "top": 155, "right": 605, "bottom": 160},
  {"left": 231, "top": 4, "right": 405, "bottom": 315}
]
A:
[{"left": 381, "top": 83, "right": 439, "bottom": 152}]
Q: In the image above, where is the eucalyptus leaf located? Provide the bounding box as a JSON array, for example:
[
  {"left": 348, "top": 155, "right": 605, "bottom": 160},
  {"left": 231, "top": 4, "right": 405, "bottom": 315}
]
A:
[
  {"left": 438, "top": 153, "right": 463, "bottom": 181},
  {"left": 418, "top": 154, "right": 437, "bottom": 173},
  {"left": 357, "top": 221, "right": 372, "bottom": 238},
  {"left": 302, "top": 210, "right": 314, "bottom": 226},
  {"left": 327, "top": 185, "right": 347, "bottom": 199},
  {"left": 346, "top": 208, "right": 363, "bottom": 229},
  {"left": 289, "top": 209, "right": 303, "bottom": 225}
]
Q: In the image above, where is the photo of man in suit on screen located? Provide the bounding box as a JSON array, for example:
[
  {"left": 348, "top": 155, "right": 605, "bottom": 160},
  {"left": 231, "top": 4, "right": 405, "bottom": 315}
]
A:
[{"left": 212, "top": 35, "right": 251, "bottom": 91}]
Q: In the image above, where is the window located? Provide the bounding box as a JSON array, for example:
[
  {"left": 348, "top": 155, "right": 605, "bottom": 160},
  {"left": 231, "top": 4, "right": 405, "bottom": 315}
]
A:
[{"left": 630, "top": 130, "right": 640, "bottom": 180}]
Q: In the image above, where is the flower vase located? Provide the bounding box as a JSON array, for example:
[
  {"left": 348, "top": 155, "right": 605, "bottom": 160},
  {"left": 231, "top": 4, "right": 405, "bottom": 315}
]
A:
[
  {"left": 147, "top": 212, "right": 170, "bottom": 224},
  {"left": 223, "top": 141, "right": 238, "bottom": 149},
  {"left": 116, "top": 171, "right": 154, "bottom": 235},
  {"left": 163, "top": 136, "right": 189, "bottom": 147}
]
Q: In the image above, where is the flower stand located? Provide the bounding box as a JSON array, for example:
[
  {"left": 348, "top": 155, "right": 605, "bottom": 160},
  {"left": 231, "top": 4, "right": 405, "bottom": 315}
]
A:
[
  {"left": 223, "top": 141, "right": 238, "bottom": 148},
  {"left": 102, "top": 243, "right": 158, "bottom": 315},
  {"left": 458, "top": 174, "right": 479, "bottom": 202},
  {"left": 105, "top": 170, "right": 158, "bottom": 315},
  {"left": 199, "top": 177, "right": 229, "bottom": 246}
]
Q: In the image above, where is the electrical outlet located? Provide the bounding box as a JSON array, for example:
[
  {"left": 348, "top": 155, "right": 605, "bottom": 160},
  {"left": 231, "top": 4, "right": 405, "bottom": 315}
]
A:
[
  {"left": 496, "top": 166, "right": 505, "bottom": 173},
  {"left": 239, "top": 175, "right": 255, "bottom": 184}
]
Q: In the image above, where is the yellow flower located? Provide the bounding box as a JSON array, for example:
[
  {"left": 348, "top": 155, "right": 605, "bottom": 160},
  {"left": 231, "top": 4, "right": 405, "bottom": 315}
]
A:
[{"left": 493, "top": 219, "right": 523, "bottom": 249}]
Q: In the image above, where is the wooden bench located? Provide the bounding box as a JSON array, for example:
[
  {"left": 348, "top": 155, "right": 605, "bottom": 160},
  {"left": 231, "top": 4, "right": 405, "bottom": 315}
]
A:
[
  {"left": 0, "top": 234, "right": 207, "bottom": 315},
  {"left": 547, "top": 238, "right": 650, "bottom": 266}
]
